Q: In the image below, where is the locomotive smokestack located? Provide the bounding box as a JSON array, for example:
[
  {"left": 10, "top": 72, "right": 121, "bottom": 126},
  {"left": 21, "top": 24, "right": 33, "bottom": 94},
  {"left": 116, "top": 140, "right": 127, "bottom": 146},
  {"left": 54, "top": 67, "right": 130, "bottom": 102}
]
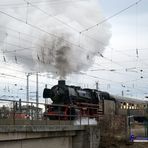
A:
[{"left": 58, "top": 80, "right": 66, "bottom": 86}]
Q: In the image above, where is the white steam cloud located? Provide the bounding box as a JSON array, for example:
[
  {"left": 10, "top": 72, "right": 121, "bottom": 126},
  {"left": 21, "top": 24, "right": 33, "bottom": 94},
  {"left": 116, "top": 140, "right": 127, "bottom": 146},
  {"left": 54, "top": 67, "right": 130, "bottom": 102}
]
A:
[
  {"left": 73, "top": 117, "right": 97, "bottom": 125},
  {"left": 0, "top": 0, "right": 111, "bottom": 78}
]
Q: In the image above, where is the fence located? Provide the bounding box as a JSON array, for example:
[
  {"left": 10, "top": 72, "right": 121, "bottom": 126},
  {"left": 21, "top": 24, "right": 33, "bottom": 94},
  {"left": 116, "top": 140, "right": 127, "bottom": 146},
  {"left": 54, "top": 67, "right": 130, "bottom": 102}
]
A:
[{"left": 0, "top": 99, "right": 100, "bottom": 126}]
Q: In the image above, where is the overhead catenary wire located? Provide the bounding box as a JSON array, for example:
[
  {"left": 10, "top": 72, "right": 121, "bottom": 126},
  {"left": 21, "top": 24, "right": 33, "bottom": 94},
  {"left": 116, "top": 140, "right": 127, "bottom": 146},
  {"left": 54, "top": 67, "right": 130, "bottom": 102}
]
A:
[
  {"left": 0, "top": 17, "right": 129, "bottom": 72},
  {"left": 0, "top": 0, "right": 146, "bottom": 97},
  {"left": 80, "top": 0, "right": 142, "bottom": 33},
  {"left": 21, "top": 0, "right": 143, "bottom": 60},
  {"left": 0, "top": 0, "right": 86, "bottom": 7},
  {"left": 0, "top": 53, "right": 142, "bottom": 86},
  {"left": 0, "top": 65, "right": 146, "bottom": 94},
  {"left": 0, "top": 0, "right": 144, "bottom": 57},
  {"left": 0, "top": 1, "right": 143, "bottom": 71},
  {"left": 0, "top": 29, "right": 147, "bottom": 89},
  {"left": 1, "top": 28, "right": 147, "bottom": 79},
  {"left": 0, "top": 32, "right": 146, "bottom": 78},
  {"left": 22, "top": 0, "right": 111, "bottom": 50},
  {"left": 0, "top": 61, "right": 147, "bottom": 95},
  {"left": 0, "top": 61, "right": 133, "bottom": 89},
  {"left": 0, "top": 9, "right": 98, "bottom": 56},
  {"left": 0, "top": 72, "right": 53, "bottom": 86},
  {"left": 0, "top": 32, "right": 145, "bottom": 83},
  {"left": 22, "top": 0, "right": 143, "bottom": 58},
  {"left": 23, "top": 0, "right": 80, "bottom": 32},
  {"left": 0, "top": 38, "right": 141, "bottom": 77},
  {"left": 0, "top": 65, "right": 86, "bottom": 87}
]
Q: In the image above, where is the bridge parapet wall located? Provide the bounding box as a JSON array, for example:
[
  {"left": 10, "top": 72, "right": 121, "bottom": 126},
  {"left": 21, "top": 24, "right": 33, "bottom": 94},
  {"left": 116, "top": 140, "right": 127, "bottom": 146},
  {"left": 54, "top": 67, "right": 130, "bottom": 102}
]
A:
[{"left": 0, "top": 125, "right": 100, "bottom": 148}]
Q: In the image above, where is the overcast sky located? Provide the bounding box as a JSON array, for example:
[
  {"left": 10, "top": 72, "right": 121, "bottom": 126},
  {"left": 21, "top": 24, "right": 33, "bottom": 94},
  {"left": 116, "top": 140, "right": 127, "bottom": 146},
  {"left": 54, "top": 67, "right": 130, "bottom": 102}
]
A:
[
  {"left": 0, "top": 0, "right": 148, "bottom": 102},
  {"left": 98, "top": 0, "right": 148, "bottom": 98}
]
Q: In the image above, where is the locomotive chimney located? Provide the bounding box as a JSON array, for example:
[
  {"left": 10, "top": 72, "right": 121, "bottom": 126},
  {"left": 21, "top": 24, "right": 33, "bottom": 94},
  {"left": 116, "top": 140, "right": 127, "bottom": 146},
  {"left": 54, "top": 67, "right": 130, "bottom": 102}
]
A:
[{"left": 58, "top": 80, "right": 66, "bottom": 86}]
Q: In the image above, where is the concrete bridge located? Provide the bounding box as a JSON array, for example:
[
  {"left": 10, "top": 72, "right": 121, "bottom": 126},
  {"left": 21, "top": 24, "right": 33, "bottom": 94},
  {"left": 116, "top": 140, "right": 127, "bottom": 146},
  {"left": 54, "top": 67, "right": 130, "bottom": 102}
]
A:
[
  {"left": 0, "top": 99, "right": 101, "bottom": 148},
  {"left": 0, "top": 120, "right": 100, "bottom": 148}
]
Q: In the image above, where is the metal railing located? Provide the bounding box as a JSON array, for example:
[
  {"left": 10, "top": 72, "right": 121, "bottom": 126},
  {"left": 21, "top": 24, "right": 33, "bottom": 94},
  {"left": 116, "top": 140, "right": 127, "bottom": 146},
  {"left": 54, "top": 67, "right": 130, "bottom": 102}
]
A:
[
  {"left": 0, "top": 99, "right": 100, "bottom": 126},
  {"left": 127, "top": 108, "right": 148, "bottom": 142}
]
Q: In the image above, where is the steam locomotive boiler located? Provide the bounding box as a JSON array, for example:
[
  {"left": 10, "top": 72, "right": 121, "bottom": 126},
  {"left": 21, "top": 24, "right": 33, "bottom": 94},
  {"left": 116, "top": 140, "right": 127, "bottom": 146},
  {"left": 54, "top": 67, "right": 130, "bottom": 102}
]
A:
[{"left": 43, "top": 80, "right": 105, "bottom": 120}]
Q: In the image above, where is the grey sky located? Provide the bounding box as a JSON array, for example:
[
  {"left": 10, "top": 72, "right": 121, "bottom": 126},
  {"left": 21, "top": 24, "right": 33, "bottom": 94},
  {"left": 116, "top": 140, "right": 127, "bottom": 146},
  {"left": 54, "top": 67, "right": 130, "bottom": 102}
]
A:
[
  {"left": 97, "top": 0, "right": 148, "bottom": 98},
  {"left": 0, "top": 0, "right": 148, "bottom": 101}
]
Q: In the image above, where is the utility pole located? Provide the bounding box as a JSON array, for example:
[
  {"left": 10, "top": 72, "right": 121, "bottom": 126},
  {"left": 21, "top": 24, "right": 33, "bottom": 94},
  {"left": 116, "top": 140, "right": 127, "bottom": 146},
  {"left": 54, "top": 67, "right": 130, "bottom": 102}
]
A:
[
  {"left": 36, "top": 73, "right": 39, "bottom": 119},
  {"left": 26, "top": 73, "right": 31, "bottom": 103}
]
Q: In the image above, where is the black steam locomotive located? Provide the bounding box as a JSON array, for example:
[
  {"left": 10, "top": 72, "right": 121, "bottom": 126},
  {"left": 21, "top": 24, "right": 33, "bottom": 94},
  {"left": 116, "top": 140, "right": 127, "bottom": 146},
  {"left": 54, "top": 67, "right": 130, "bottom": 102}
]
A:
[
  {"left": 43, "top": 80, "right": 109, "bottom": 120},
  {"left": 43, "top": 80, "right": 148, "bottom": 120}
]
